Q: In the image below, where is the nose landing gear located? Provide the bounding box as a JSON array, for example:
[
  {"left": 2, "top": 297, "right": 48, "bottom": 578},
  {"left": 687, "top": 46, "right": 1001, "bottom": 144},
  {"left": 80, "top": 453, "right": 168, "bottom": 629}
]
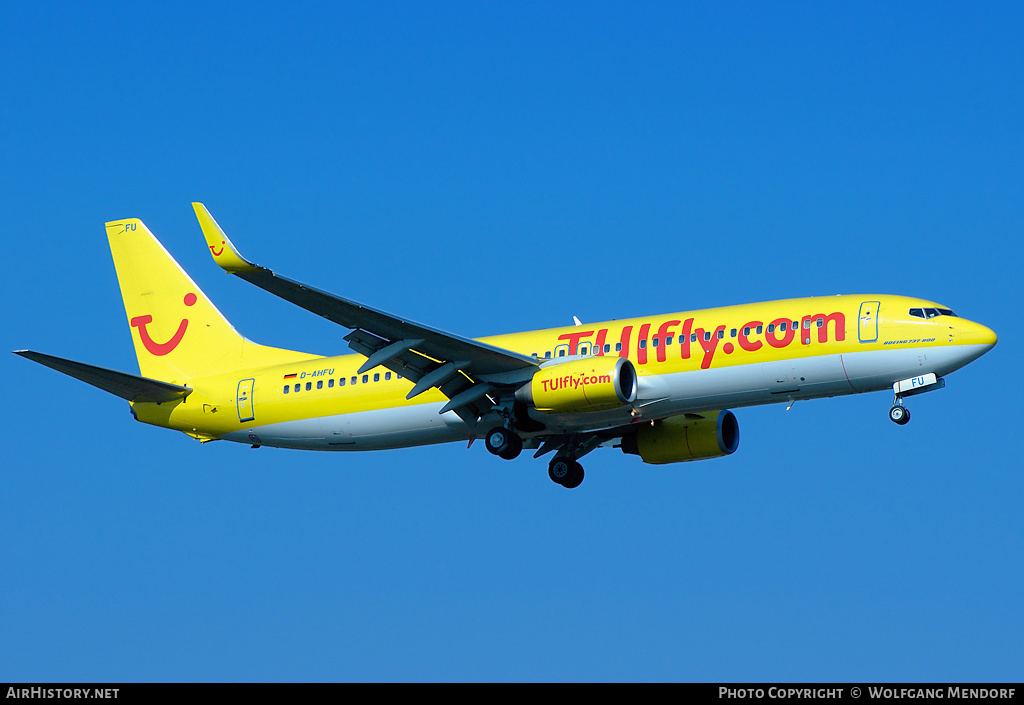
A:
[
  {"left": 888, "top": 373, "right": 946, "bottom": 426},
  {"left": 889, "top": 397, "right": 911, "bottom": 425}
]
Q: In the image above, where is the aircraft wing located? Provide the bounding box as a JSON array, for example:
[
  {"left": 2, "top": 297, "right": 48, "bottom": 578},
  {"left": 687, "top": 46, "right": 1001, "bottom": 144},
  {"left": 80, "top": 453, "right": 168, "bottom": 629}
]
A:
[
  {"left": 14, "top": 350, "right": 192, "bottom": 403},
  {"left": 193, "top": 203, "right": 538, "bottom": 423}
]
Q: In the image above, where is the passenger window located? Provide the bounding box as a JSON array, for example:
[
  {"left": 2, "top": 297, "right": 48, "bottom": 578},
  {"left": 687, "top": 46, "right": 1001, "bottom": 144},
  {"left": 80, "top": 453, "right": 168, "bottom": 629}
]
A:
[
  {"left": 558, "top": 349, "right": 566, "bottom": 357},
  {"left": 666, "top": 336, "right": 673, "bottom": 345},
  {"left": 545, "top": 351, "right": 551, "bottom": 358},
  {"left": 703, "top": 331, "right": 711, "bottom": 342},
  {"left": 351, "top": 376, "right": 357, "bottom": 385},
  {"left": 373, "top": 373, "right": 380, "bottom": 382},
  {"left": 317, "top": 380, "right": 323, "bottom": 389},
  {"left": 780, "top": 322, "right": 787, "bottom": 332},
  {"left": 743, "top": 326, "right": 750, "bottom": 336},
  {"left": 283, "top": 386, "right": 290, "bottom": 394},
  {"left": 306, "top": 382, "right": 312, "bottom": 391},
  {"left": 340, "top": 377, "right": 346, "bottom": 386},
  {"left": 816, "top": 318, "right": 823, "bottom": 328},
  {"left": 615, "top": 343, "right": 622, "bottom": 352},
  {"left": 756, "top": 325, "right": 763, "bottom": 334},
  {"left": 767, "top": 324, "right": 775, "bottom": 333},
  {"left": 639, "top": 339, "right": 647, "bottom": 349},
  {"left": 328, "top": 378, "right": 334, "bottom": 388},
  {"left": 294, "top": 383, "right": 300, "bottom": 393},
  {"left": 580, "top": 344, "right": 589, "bottom": 355},
  {"left": 690, "top": 333, "right": 697, "bottom": 343},
  {"left": 803, "top": 319, "right": 811, "bottom": 329},
  {"left": 730, "top": 328, "right": 737, "bottom": 338},
  {"left": 362, "top": 374, "right": 369, "bottom": 383},
  {"left": 385, "top": 372, "right": 392, "bottom": 381},
  {"left": 651, "top": 338, "right": 659, "bottom": 348},
  {"left": 717, "top": 330, "right": 724, "bottom": 340},
  {"left": 604, "top": 344, "right": 611, "bottom": 353}
]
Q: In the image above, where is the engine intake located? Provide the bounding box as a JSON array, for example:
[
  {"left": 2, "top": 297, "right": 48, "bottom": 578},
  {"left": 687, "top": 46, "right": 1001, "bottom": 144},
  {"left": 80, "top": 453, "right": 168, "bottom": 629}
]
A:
[
  {"left": 622, "top": 410, "right": 739, "bottom": 464},
  {"left": 516, "top": 357, "right": 637, "bottom": 413}
]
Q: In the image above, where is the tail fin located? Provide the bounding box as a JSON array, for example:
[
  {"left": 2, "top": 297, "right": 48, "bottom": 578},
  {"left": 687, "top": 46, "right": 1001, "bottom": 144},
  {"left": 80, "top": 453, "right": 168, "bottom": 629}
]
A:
[{"left": 106, "top": 218, "right": 316, "bottom": 382}]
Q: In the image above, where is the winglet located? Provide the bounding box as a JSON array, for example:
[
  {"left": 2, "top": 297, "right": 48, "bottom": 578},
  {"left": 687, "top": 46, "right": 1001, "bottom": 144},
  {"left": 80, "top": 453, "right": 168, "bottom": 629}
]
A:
[{"left": 192, "top": 203, "right": 260, "bottom": 273}]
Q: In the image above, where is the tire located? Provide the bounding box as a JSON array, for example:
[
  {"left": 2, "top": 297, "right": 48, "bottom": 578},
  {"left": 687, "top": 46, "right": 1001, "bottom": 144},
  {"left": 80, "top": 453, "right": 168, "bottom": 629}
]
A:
[
  {"left": 889, "top": 406, "right": 910, "bottom": 425},
  {"left": 561, "top": 462, "right": 584, "bottom": 489},
  {"left": 498, "top": 433, "right": 523, "bottom": 460},
  {"left": 548, "top": 456, "right": 572, "bottom": 485},
  {"left": 486, "top": 427, "right": 513, "bottom": 456}
]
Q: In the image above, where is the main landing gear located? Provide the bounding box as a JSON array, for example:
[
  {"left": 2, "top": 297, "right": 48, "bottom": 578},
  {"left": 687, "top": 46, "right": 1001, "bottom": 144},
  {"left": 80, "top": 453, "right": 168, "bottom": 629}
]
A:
[
  {"left": 889, "top": 397, "right": 911, "bottom": 425},
  {"left": 485, "top": 427, "right": 586, "bottom": 488},
  {"left": 548, "top": 456, "right": 584, "bottom": 489},
  {"left": 485, "top": 427, "right": 523, "bottom": 460}
]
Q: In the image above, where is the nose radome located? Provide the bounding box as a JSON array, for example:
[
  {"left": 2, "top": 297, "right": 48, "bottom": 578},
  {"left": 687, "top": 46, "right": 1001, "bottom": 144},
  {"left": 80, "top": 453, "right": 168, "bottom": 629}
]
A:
[{"left": 963, "top": 320, "right": 997, "bottom": 348}]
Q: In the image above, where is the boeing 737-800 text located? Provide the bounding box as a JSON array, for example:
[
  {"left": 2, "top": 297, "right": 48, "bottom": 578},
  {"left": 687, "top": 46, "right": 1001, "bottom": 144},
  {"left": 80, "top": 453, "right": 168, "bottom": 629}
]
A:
[{"left": 15, "top": 204, "right": 997, "bottom": 488}]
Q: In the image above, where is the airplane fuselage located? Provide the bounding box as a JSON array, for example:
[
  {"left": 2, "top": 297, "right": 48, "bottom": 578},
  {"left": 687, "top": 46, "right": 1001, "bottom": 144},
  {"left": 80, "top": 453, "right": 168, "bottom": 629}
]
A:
[{"left": 132, "top": 293, "right": 995, "bottom": 451}]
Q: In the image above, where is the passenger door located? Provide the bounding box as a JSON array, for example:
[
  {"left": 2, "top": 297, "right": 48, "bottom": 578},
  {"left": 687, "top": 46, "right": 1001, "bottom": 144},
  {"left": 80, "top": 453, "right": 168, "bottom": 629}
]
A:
[
  {"left": 858, "top": 301, "right": 880, "bottom": 343},
  {"left": 237, "top": 378, "right": 255, "bottom": 423}
]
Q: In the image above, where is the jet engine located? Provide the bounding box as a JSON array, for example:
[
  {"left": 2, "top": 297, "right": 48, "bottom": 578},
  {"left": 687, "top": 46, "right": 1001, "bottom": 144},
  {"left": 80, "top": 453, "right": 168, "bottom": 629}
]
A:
[
  {"left": 621, "top": 410, "right": 739, "bottom": 464},
  {"left": 515, "top": 357, "right": 637, "bottom": 413}
]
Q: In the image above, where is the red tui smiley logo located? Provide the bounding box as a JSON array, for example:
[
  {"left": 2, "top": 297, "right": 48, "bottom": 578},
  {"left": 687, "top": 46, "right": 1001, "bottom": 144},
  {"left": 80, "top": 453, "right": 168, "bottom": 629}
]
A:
[{"left": 130, "top": 293, "right": 197, "bottom": 356}]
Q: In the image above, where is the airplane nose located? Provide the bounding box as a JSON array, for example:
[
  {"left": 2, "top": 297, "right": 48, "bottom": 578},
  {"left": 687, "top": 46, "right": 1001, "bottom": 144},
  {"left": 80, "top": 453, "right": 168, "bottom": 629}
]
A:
[{"left": 962, "top": 320, "right": 997, "bottom": 349}]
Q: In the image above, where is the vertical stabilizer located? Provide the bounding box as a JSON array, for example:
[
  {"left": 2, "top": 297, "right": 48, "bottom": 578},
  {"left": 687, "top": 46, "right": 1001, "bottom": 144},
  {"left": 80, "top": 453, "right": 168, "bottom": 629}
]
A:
[{"left": 106, "top": 218, "right": 314, "bottom": 382}]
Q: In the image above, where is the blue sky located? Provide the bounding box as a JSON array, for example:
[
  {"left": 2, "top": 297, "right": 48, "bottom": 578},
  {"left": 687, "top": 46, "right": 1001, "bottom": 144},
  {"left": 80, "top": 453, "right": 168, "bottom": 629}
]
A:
[{"left": 2, "top": 2, "right": 1021, "bottom": 682}]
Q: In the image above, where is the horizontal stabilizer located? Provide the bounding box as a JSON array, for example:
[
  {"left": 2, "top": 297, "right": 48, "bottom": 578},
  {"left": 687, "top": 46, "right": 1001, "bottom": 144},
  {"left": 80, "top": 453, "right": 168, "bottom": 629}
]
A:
[{"left": 13, "top": 350, "right": 192, "bottom": 403}]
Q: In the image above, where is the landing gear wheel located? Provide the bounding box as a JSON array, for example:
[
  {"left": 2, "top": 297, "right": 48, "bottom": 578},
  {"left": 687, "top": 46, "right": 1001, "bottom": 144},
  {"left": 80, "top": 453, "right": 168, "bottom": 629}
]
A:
[
  {"left": 889, "top": 405, "right": 911, "bottom": 425},
  {"left": 486, "top": 427, "right": 522, "bottom": 459},
  {"left": 548, "top": 456, "right": 584, "bottom": 488},
  {"left": 499, "top": 433, "right": 523, "bottom": 460},
  {"left": 562, "top": 462, "right": 584, "bottom": 489},
  {"left": 548, "top": 456, "right": 572, "bottom": 485}
]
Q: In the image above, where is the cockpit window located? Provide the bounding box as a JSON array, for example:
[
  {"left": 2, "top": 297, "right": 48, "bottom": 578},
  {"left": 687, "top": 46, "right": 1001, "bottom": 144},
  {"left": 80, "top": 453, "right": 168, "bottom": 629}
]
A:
[{"left": 910, "top": 307, "right": 957, "bottom": 319}]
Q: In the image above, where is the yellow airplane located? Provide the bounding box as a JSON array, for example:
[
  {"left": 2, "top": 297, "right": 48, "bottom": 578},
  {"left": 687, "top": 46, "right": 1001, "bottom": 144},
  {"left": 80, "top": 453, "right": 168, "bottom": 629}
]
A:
[{"left": 15, "top": 204, "right": 997, "bottom": 488}]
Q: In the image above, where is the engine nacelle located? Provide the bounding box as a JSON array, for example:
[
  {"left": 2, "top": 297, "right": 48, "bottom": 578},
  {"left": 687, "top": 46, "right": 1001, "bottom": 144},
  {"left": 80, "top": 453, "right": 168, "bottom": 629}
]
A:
[
  {"left": 516, "top": 357, "right": 637, "bottom": 413},
  {"left": 621, "top": 410, "right": 739, "bottom": 464}
]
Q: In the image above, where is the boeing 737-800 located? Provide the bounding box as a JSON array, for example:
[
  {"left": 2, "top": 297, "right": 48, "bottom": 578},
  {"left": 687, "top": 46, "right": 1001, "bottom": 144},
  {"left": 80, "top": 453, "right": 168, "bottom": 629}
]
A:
[{"left": 15, "top": 204, "right": 997, "bottom": 488}]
